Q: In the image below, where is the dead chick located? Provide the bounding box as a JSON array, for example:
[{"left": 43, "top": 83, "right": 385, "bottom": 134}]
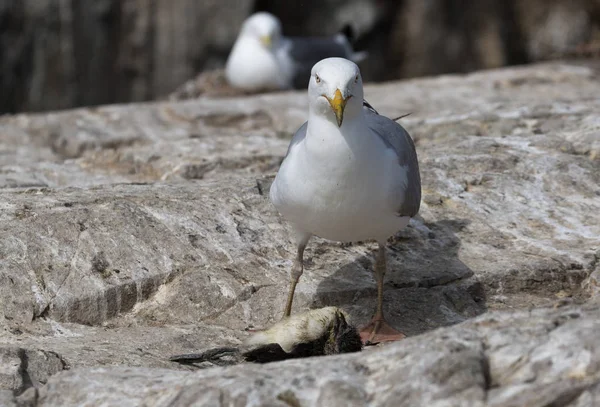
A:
[{"left": 170, "top": 306, "right": 362, "bottom": 366}]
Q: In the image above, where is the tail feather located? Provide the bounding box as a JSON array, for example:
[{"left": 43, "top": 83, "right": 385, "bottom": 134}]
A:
[
  {"left": 393, "top": 113, "right": 412, "bottom": 121},
  {"left": 339, "top": 24, "right": 356, "bottom": 43},
  {"left": 337, "top": 24, "right": 367, "bottom": 63}
]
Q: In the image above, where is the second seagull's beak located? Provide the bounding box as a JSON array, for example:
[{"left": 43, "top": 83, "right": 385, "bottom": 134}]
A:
[
  {"left": 326, "top": 89, "right": 349, "bottom": 127},
  {"left": 260, "top": 35, "right": 272, "bottom": 48}
]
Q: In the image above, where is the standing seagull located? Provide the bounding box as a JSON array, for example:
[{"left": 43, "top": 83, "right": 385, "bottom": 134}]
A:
[
  {"left": 270, "top": 58, "right": 421, "bottom": 344},
  {"left": 225, "top": 12, "right": 366, "bottom": 92}
]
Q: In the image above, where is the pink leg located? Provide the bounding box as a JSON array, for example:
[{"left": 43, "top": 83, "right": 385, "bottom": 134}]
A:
[
  {"left": 359, "top": 243, "right": 406, "bottom": 345},
  {"left": 282, "top": 236, "right": 310, "bottom": 318}
]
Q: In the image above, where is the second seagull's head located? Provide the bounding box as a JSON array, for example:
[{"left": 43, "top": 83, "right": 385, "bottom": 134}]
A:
[{"left": 240, "top": 12, "right": 282, "bottom": 50}]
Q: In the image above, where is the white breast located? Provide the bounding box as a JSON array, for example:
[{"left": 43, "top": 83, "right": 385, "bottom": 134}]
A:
[
  {"left": 225, "top": 37, "right": 287, "bottom": 90},
  {"left": 271, "top": 116, "right": 410, "bottom": 243}
]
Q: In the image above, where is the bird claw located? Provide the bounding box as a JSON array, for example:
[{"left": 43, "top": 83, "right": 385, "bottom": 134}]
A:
[{"left": 359, "top": 318, "right": 406, "bottom": 346}]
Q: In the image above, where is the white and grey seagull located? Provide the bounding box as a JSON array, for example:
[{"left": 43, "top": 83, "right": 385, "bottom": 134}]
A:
[
  {"left": 270, "top": 57, "right": 421, "bottom": 344},
  {"left": 225, "top": 12, "right": 366, "bottom": 91}
]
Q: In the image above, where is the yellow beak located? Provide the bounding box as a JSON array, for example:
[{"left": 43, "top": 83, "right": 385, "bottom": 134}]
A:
[
  {"left": 326, "top": 89, "right": 348, "bottom": 127},
  {"left": 260, "top": 35, "right": 272, "bottom": 48}
]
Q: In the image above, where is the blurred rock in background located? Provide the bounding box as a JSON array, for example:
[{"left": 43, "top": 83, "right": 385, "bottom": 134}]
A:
[{"left": 1, "top": 0, "right": 599, "bottom": 113}]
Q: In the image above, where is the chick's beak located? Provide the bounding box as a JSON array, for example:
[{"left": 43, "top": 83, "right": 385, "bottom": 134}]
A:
[
  {"left": 260, "top": 35, "right": 272, "bottom": 48},
  {"left": 326, "top": 89, "right": 348, "bottom": 127}
]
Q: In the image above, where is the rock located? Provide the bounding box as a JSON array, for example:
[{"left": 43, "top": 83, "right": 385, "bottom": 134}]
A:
[
  {"left": 2, "top": 1, "right": 600, "bottom": 113},
  {"left": 0, "top": 61, "right": 599, "bottom": 402},
  {"left": 168, "top": 69, "right": 262, "bottom": 100},
  {"left": 23, "top": 305, "right": 600, "bottom": 406},
  {"left": 0, "top": 0, "right": 253, "bottom": 113},
  {"left": 515, "top": 0, "right": 598, "bottom": 61},
  {"left": 0, "top": 348, "right": 65, "bottom": 396},
  {"left": 0, "top": 391, "right": 18, "bottom": 407},
  {"left": 583, "top": 251, "right": 600, "bottom": 301}
]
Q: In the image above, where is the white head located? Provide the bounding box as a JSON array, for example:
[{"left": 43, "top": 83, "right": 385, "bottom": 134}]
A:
[
  {"left": 308, "top": 58, "right": 364, "bottom": 128},
  {"left": 239, "top": 12, "right": 282, "bottom": 50}
]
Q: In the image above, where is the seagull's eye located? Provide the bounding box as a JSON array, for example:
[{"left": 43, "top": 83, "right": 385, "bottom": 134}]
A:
[
  {"left": 355, "top": 75, "right": 359, "bottom": 83},
  {"left": 315, "top": 74, "right": 321, "bottom": 84}
]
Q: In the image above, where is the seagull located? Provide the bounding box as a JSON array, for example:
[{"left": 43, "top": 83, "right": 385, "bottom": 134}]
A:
[
  {"left": 270, "top": 57, "right": 421, "bottom": 344},
  {"left": 225, "top": 12, "right": 366, "bottom": 92},
  {"left": 169, "top": 307, "right": 362, "bottom": 366}
]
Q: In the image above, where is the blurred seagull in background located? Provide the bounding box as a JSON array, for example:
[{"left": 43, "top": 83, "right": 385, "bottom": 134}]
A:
[
  {"left": 270, "top": 57, "right": 421, "bottom": 345},
  {"left": 225, "top": 12, "right": 367, "bottom": 92}
]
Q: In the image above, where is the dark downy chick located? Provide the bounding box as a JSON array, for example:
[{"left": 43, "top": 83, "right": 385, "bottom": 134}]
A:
[{"left": 170, "top": 307, "right": 362, "bottom": 366}]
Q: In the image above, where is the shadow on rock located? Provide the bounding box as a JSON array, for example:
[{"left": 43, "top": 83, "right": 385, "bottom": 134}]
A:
[{"left": 312, "top": 218, "right": 487, "bottom": 337}]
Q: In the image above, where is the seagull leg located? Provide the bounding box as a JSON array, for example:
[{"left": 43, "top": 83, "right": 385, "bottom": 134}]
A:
[
  {"left": 359, "top": 242, "right": 406, "bottom": 345},
  {"left": 283, "top": 234, "right": 310, "bottom": 318}
]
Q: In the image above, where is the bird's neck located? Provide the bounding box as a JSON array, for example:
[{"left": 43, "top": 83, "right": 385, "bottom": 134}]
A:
[
  {"left": 305, "top": 111, "right": 371, "bottom": 155},
  {"left": 307, "top": 111, "right": 367, "bottom": 139},
  {"left": 237, "top": 37, "right": 274, "bottom": 55}
]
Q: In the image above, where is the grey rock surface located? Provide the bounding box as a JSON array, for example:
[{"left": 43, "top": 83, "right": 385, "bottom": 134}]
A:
[
  {"left": 23, "top": 306, "right": 600, "bottom": 407},
  {"left": 0, "top": 61, "right": 599, "bottom": 405}
]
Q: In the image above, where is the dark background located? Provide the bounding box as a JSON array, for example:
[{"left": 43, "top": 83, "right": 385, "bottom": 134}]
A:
[{"left": 1, "top": 0, "right": 599, "bottom": 114}]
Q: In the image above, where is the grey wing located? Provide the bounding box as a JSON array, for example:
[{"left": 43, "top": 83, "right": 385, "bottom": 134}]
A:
[
  {"left": 365, "top": 107, "right": 421, "bottom": 217},
  {"left": 287, "top": 36, "right": 353, "bottom": 89},
  {"left": 282, "top": 121, "right": 308, "bottom": 160}
]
